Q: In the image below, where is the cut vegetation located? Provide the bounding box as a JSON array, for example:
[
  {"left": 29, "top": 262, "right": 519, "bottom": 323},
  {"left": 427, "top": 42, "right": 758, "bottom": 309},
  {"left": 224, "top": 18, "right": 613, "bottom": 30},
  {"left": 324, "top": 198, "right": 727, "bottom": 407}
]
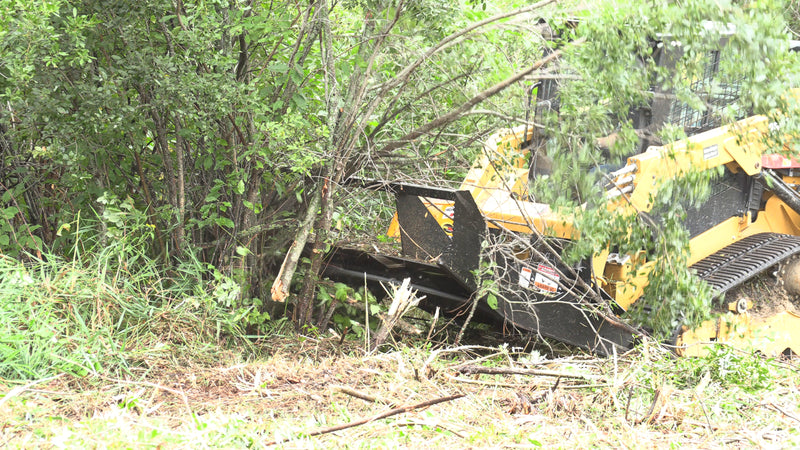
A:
[{"left": 3, "top": 0, "right": 800, "bottom": 447}]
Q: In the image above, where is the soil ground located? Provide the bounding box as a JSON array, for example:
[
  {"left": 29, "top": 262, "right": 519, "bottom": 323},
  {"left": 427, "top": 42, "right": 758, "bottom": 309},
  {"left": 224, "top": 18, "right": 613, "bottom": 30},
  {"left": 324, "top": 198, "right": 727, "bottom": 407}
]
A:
[{"left": 2, "top": 280, "right": 800, "bottom": 448}]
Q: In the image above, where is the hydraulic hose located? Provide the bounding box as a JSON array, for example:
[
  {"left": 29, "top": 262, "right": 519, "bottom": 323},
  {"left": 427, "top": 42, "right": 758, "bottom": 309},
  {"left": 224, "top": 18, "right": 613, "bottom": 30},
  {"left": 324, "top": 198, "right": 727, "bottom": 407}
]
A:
[{"left": 762, "top": 169, "right": 800, "bottom": 216}]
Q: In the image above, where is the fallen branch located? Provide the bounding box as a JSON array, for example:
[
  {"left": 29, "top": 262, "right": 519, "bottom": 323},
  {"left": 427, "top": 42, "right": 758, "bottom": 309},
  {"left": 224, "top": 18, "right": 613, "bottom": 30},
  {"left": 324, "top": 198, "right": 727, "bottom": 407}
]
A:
[
  {"left": 761, "top": 402, "right": 800, "bottom": 424},
  {"left": 265, "top": 393, "right": 465, "bottom": 446},
  {"left": 445, "top": 373, "right": 608, "bottom": 390},
  {"left": 333, "top": 385, "right": 399, "bottom": 408},
  {"left": 457, "top": 365, "right": 599, "bottom": 381},
  {"left": 270, "top": 187, "right": 321, "bottom": 302},
  {"left": 0, "top": 374, "right": 63, "bottom": 408}
]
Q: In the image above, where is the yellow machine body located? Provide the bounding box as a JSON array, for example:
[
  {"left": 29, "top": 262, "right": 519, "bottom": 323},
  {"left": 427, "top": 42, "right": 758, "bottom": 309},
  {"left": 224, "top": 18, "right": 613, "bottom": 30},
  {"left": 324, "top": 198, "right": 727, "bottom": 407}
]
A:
[{"left": 386, "top": 111, "right": 800, "bottom": 356}]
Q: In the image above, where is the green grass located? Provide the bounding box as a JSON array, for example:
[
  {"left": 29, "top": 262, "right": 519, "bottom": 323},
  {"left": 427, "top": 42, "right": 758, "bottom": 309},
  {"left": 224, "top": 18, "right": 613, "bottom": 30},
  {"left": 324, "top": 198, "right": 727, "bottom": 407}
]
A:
[
  {"left": 0, "top": 217, "right": 798, "bottom": 448},
  {"left": 0, "top": 222, "right": 246, "bottom": 380}
]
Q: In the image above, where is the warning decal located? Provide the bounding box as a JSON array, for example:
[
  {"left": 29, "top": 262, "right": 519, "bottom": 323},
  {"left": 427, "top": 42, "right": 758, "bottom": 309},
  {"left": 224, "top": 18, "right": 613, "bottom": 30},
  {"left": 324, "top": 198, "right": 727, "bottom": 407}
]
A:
[
  {"left": 533, "top": 264, "right": 559, "bottom": 294},
  {"left": 519, "top": 266, "right": 533, "bottom": 288}
]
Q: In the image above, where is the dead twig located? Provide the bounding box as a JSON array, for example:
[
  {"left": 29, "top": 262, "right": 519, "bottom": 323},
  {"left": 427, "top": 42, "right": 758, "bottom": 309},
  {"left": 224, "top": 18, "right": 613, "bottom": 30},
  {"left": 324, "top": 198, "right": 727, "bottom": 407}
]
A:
[
  {"left": 624, "top": 385, "right": 634, "bottom": 422},
  {"left": 693, "top": 392, "right": 715, "bottom": 437},
  {"left": 265, "top": 393, "right": 465, "bottom": 446},
  {"left": 0, "top": 374, "right": 63, "bottom": 408},
  {"left": 635, "top": 387, "right": 662, "bottom": 425},
  {"left": 457, "top": 365, "right": 599, "bottom": 381},
  {"left": 333, "top": 385, "right": 399, "bottom": 408},
  {"left": 425, "top": 306, "right": 440, "bottom": 342},
  {"left": 760, "top": 402, "right": 800, "bottom": 424}
]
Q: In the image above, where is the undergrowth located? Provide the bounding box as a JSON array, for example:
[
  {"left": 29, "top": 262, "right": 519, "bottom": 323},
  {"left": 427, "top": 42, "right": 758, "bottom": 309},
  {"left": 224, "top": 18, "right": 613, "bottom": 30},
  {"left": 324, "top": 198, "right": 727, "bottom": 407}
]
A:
[{"left": 0, "top": 202, "right": 248, "bottom": 381}]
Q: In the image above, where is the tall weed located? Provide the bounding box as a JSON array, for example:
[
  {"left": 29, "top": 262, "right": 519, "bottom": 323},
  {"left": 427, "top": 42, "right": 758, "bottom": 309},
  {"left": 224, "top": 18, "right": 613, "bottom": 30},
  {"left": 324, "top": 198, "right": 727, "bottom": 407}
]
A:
[{"left": 0, "top": 195, "right": 246, "bottom": 380}]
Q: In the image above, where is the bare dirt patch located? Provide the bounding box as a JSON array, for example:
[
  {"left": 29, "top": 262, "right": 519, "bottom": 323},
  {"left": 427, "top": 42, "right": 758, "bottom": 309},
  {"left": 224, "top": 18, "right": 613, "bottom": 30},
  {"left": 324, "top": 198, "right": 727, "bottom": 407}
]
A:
[{"left": 723, "top": 271, "right": 800, "bottom": 318}]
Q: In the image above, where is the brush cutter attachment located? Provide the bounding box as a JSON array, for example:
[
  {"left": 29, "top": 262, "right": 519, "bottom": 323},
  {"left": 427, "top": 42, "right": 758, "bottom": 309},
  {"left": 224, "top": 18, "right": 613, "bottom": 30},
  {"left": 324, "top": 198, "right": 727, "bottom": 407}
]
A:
[{"left": 323, "top": 180, "right": 639, "bottom": 355}]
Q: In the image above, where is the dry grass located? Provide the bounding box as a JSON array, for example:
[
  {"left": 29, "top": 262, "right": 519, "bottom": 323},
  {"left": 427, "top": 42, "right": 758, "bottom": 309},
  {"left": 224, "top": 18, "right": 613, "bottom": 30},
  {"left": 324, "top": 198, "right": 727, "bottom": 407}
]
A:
[{"left": 2, "top": 331, "right": 799, "bottom": 449}]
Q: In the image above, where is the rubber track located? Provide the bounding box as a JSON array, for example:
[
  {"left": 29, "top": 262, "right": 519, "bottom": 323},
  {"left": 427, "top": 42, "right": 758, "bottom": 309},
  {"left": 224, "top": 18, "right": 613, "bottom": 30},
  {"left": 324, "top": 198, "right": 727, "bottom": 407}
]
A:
[{"left": 690, "top": 232, "right": 800, "bottom": 295}]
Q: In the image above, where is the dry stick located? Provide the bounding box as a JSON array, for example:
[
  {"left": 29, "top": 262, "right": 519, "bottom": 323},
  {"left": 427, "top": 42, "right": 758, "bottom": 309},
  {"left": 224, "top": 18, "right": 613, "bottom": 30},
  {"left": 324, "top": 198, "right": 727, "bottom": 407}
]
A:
[
  {"left": 761, "top": 402, "right": 800, "bottom": 424},
  {"left": 0, "top": 374, "right": 63, "bottom": 408},
  {"left": 457, "top": 365, "right": 599, "bottom": 381},
  {"left": 694, "top": 392, "right": 715, "bottom": 437},
  {"left": 635, "top": 387, "right": 662, "bottom": 425},
  {"left": 333, "top": 385, "right": 399, "bottom": 408},
  {"left": 425, "top": 306, "right": 440, "bottom": 342},
  {"left": 454, "top": 293, "right": 481, "bottom": 346},
  {"left": 624, "top": 385, "right": 634, "bottom": 422},
  {"left": 265, "top": 393, "right": 465, "bottom": 446}
]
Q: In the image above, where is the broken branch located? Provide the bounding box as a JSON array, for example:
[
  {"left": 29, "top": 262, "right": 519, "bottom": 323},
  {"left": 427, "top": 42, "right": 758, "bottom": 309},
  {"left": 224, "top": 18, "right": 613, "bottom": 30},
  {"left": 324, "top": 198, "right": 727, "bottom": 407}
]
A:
[
  {"left": 457, "top": 365, "right": 598, "bottom": 381},
  {"left": 265, "top": 393, "right": 465, "bottom": 446},
  {"left": 333, "top": 385, "right": 399, "bottom": 408}
]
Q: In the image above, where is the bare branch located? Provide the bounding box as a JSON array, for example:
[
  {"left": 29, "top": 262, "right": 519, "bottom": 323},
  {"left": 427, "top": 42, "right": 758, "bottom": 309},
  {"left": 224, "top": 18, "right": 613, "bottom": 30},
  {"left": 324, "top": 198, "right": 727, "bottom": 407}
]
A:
[
  {"left": 369, "top": 70, "right": 476, "bottom": 141},
  {"left": 458, "top": 365, "right": 600, "bottom": 381},
  {"left": 374, "top": 0, "right": 558, "bottom": 98},
  {"left": 377, "top": 43, "right": 575, "bottom": 155},
  {"left": 265, "top": 393, "right": 465, "bottom": 446}
]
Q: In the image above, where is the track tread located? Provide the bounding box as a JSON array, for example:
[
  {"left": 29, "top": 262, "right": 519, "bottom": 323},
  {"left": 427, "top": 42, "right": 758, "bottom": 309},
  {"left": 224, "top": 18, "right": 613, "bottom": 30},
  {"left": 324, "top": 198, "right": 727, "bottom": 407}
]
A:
[{"left": 690, "top": 232, "right": 800, "bottom": 295}]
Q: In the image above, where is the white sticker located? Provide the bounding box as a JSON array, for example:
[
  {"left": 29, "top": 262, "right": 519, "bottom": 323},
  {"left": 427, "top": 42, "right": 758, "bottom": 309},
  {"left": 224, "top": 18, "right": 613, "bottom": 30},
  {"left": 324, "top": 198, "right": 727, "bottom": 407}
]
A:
[
  {"left": 703, "top": 144, "right": 719, "bottom": 160},
  {"left": 442, "top": 206, "right": 455, "bottom": 220},
  {"left": 519, "top": 266, "right": 533, "bottom": 289},
  {"left": 534, "top": 264, "right": 559, "bottom": 294}
]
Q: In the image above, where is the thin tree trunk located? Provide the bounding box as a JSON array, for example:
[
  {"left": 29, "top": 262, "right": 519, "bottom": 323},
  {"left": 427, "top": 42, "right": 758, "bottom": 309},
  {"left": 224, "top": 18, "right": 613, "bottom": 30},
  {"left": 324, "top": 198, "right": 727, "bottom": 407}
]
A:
[
  {"left": 174, "top": 117, "right": 186, "bottom": 252},
  {"left": 271, "top": 187, "right": 321, "bottom": 303},
  {"left": 295, "top": 178, "right": 334, "bottom": 327},
  {"left": 288, "top": 0, "right": 341, "bottom": 328}
]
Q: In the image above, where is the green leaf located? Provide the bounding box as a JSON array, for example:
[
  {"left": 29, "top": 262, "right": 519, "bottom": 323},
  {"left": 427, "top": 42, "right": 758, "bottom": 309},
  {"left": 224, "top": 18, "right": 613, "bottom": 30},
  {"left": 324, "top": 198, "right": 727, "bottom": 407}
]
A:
[
  {"left": 317, "top": 286, "right": 331, "bottom": 303},
  {"left": 215, "top": 217, "right": 235, "bottom": 228},
  {"left": 292, "top": 93, "right": 307, "bottom": 109},
  {"left": 1, "top": 207, "right": 19, "bottom": 220},
  {"left": 486, "top": 293, "right": 498, "bottom": 310},
  {"left": 268, "top": 62, "right": 288, "bottom": 73},
  {"left": 334, "top": 283, "right": 350, "bottom": 302}
]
